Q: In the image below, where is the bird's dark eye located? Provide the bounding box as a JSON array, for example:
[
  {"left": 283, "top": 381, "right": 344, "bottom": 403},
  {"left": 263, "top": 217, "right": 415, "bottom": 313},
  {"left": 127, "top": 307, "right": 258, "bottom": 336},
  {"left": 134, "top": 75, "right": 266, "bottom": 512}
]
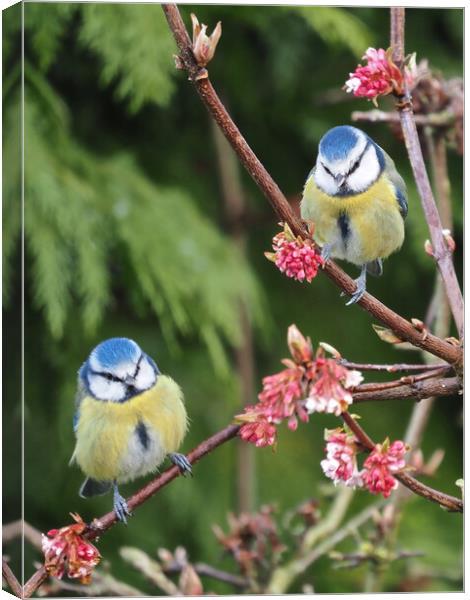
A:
[{"left": 349, "top": 159, "right": 361, "bottom": 175}]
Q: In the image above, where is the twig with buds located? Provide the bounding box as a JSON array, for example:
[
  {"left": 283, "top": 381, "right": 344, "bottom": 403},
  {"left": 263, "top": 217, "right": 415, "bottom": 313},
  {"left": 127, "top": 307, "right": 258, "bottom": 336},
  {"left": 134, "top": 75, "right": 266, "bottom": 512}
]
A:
[{"left": 390, "top": 7, "right": 463, "bottom": 336}]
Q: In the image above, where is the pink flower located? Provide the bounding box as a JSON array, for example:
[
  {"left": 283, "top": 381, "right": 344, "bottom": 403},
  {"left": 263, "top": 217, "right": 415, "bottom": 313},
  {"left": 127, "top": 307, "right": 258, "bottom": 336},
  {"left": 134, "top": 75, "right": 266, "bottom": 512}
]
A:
[
  {"left": 265, "top": 224, "right": 323, "bottom": 283},
  {"left": 305, "top": 357, "right": 363, "bottom": 416},
  {"left": 42, "top": 513, "right": 101, "bottom": 583},
  {"left": 258, "top": 364, "right": 305, "bottom": 421},
  {"left": 238, "top": 412, "right": 278, "bottom": 447},
  {"left": 361, "top": 439, "right": 408, "bottom": 498},
  {"left": 345, "top": 47, "right": 405, "bottom": 103},
  {"left": 321, "top": 428, "right": 363, "bottom": 488}
]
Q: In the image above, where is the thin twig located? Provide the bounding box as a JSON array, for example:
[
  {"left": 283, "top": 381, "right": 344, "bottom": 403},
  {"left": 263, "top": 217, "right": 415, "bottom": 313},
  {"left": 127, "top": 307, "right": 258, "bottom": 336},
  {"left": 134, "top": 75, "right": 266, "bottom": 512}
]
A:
[
  {"left": 2, "top": 558, "right": 23, "bottom": 598},
  {"left": 352, "top": 109, "right": 455, "bottom": 128},
  {"left": 120, "top": 547, "right": 181, "bottom": 596},
  {"left": 390, "top": 7, "right": 463, "bottom": 336},
  {"left": 338, "top": 360, "right": 448, "bottom": 373},
  {"left": 161, "top": 3, "right": 462, "bottom": 370},
  {"left": 163, "top": 561, "right": 249, "bottom": 588},
  {"left": 354, "top": 366, "right": 450, "bottom": 392},
  {"left": 3, "top": 519, "right": 43, "bottom": 551}
]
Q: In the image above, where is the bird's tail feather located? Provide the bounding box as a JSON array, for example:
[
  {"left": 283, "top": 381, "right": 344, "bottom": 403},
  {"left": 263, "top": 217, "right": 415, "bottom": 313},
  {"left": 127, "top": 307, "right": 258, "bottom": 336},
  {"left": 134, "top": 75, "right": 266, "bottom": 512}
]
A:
[
  {"left": 79, "top": 477, "right": 112, "bottom": 498},
  {"left": 366, "top": 259, "right": 383, "bottom": 277}
]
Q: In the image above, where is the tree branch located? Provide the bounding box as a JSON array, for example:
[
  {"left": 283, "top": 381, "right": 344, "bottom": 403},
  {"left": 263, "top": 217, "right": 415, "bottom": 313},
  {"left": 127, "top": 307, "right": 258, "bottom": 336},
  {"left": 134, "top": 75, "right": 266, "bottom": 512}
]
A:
[
  {"left": 352, "top": 109, "right": 456, "bottom": 128},
  {"left": 390, "top": 7, "right": 463, "bottom": 336},
  {"left": 161, "top": 3, "right": 462, "bottom": 370},
  {"left": 352, "top": 376, "right": 459, "bottom": 404},
  {"left": 2, "top": 558, "right": 23, "bottom": 598},
  {"left": 354, "top": 365, "right": 450, "bottom": 392},
  {"left": 339, "top": 360, "right": 448, "bottom": 372}
]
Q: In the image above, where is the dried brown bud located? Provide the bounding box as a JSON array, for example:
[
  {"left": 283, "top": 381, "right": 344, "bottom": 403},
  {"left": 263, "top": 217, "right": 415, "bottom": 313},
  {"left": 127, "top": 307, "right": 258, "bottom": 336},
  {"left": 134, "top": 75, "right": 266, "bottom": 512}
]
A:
[{"left": 191, "top": 13, "right": 222, "bottom": 67}]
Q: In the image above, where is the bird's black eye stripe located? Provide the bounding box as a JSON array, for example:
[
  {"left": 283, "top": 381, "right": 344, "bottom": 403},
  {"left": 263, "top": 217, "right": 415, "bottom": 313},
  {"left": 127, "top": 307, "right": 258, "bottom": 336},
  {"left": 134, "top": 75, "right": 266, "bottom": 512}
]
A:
[
  {"left": 321, "top": 162, "right": 333, "bottom": 177},
  {"left": 133, "top": 354, "right": 143, "bottom": 379},
  {"left": 348, "top": 159, "right": 361, "bottom": 175},
  {"left": 90, "top": 369, "right": 123, "bottom": 383}
]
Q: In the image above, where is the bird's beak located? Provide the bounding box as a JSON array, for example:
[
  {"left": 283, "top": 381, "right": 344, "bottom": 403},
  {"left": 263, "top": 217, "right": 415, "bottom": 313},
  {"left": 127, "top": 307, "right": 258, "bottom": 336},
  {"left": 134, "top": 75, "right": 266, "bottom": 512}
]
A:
[
  {"left": 124, "top": 375, "right": 135, "bottom": 385},
  {"left": 335, "top": 174, "right": 347, "bottom": 188}
]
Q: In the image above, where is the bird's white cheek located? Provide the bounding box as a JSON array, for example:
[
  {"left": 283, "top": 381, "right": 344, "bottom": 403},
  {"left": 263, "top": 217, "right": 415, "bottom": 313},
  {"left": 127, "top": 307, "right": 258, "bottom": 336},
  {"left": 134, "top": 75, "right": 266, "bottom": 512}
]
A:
[
  {"left": 348, "top": 147, "right": 380, "bottom": 192},
  {"left": 314, "top": 166, "right": 338, "bottom": 195},
  {"left": 89, "top": 376, "right": 126, "bottom": 402},
  {"left": 135, "top": 360, "right": 156, "bottom": 391}
]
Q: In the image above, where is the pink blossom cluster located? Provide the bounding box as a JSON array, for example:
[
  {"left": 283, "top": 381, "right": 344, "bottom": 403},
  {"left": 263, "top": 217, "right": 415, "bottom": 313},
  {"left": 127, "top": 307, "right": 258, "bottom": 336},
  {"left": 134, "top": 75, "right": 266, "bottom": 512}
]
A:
[
  {"left": 321, "top": 429, "right": 408, "bottom": 498},
  {"left": 265, "top": 224, "right": 324, "bottom": 283},
  {"left": 42, "top": 513, "right": 101, "bottom": 583},
  {"left": 345, "top": 47, "right": 405, "bottom": 102},
  {"left": 362, "top": 439, "right": 407, "bottom": 498},
  {"left": 235, "top": 326, "right": 363, "bottom": 447},
  {"left": 306, "top": 356, "right": 363, "bottom": 416},
  {"left": 321, "top": 428, "right": 363, "bottom": 488},
  {"left": 238, "top": 415, "right": 277, "bottom": 448}
]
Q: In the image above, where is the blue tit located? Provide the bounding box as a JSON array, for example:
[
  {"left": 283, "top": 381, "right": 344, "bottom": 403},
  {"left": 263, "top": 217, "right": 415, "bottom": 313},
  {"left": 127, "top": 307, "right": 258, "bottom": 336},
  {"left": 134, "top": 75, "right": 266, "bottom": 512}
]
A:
[
  {"left": 70, "top": 337, "right": 191, "bottom": 523},
  {"left": 301, "top": 125, "right": 407, "bottom": 304}
]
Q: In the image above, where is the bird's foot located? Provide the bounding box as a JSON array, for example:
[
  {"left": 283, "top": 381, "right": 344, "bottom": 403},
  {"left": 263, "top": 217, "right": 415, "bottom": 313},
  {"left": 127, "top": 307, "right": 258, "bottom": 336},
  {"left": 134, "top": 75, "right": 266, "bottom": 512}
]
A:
[
  {"left": 113, "top": 485, "right": 131, "bottom": 524},
  {"left": 320, "top": 243, "right": 333, "bottom": 262},
  {"left": 345, "top": 267, "right": 367, "bottom": 306},
  {"left": 170, "top": 452, "right": 193, "bottom": 477}
]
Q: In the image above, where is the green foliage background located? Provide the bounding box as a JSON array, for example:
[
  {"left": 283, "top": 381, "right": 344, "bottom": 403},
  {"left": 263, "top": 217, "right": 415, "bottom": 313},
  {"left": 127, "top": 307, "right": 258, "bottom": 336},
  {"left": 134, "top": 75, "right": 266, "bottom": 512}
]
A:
[{"left": 3, "top": 3, "right": 463, "bottom": 594}]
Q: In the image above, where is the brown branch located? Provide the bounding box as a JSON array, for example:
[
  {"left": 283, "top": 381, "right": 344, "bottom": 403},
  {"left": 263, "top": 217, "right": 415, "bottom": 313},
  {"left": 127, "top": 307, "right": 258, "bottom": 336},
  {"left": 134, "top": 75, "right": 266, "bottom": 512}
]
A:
[
  {"left": 390, "top": 7, "right": 463, "bottom": 336},
  {"left": 354, "top": 366, "right": 450, "bottom": 393},
  {"left": 352, "top": 376, "right": 460, "bottom": 404},
  {"left": 22, "top": 424, "right": 241, "bottom": 597},
  {"left": 2, "top": 558, "right": 23, "bottom": 598},
  {"left": 339, "top": 360, "right": 448, "bottom": 373},
  {"left": 341, "top": 412, "right": 463, "bottom": 512},
  {"left": 161, "top": 3, "right": 462, "bottom": 371},
  {"left": 352, "top": 109, "right": 456, "bottom": 128}
]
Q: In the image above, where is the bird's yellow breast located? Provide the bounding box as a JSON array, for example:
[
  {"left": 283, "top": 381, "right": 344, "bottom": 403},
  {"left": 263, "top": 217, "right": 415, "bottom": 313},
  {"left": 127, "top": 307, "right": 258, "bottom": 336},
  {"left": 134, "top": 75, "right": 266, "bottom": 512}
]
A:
[
  {"left": 72, "top": 375, "right": 188, "bottom": 482},
  {"left": 301, "top": 173, "right": 404, "bottom": 265}
]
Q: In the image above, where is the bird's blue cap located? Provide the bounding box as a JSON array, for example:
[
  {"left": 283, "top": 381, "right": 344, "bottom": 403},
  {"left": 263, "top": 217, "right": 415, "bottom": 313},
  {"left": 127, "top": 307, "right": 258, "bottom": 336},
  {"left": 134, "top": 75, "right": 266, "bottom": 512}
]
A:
[
  {"left": 319, "top": 126, "right": 362, "bottom": 162},
  {"left": 91, "top": 337, "right": 141, "bottom": 368}
]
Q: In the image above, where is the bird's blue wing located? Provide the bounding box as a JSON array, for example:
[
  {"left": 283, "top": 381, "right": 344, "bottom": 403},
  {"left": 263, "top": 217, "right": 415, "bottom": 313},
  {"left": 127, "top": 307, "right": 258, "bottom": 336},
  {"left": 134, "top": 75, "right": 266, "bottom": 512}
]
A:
[
  {"left": 73, "top": 408, "right": 80, "bottom": 434},
  {"left": 73, "top": 377, "right": 87, "bottom": 435},
  {"left": 381, "top": 148, "right": 408, "bottom": 219}
]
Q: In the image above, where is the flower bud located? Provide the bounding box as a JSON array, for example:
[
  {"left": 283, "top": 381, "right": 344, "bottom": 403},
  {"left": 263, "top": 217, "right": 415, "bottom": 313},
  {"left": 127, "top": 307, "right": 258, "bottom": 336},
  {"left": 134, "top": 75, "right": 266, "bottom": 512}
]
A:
[{"left": 191, "top": 13, "right": 222, "bottom": 67}]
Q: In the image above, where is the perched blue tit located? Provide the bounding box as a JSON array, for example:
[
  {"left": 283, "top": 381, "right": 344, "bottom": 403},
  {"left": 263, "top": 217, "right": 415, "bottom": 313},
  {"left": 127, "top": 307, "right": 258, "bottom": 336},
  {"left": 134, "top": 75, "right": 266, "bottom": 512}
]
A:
[
  {"left": 301, "top": 125, "right": 407, "bottom": 304},
  {"left": 70, "top": 338, "right": 191, "bottom": 523}
]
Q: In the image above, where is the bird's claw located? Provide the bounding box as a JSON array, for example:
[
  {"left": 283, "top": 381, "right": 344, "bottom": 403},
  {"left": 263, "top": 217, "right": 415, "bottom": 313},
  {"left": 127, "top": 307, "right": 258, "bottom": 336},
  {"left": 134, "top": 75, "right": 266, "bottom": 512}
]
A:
[
  {"left": 345, "top": 279, "right": 367, "bottom": 306},
  {"left": 113, "top": 488, "right": 131, "bottom": 524},
  {"left": 170, "top": 452, "right": 193, "bottom": 477},
  {"left": 320, "top": 243, "right": 333, "bottom": 262}
]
